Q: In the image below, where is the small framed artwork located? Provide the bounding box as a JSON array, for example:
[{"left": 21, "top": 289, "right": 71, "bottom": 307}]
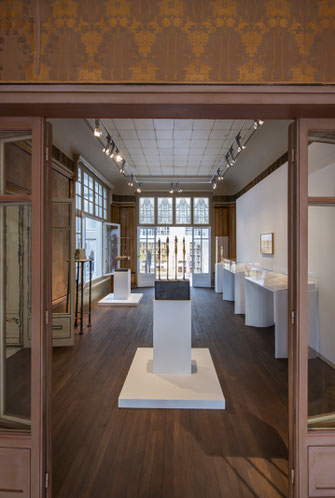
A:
[{"left": 260, "top": 232, "right": 274, "bottom": 255}]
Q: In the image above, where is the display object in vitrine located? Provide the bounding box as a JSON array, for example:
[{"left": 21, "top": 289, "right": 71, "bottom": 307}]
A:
[
  {"left": 115, "top": 236, "right": 131, "bottom": 269},
  {"left": 215, "top": 236, "right": 229, "bottom": 263}
]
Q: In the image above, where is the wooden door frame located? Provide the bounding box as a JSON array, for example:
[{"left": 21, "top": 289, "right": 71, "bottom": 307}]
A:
[
  {"left": 1, "top": 85, "right": 335, "bottom": 498},
  {"left": 0, "top": 116, "right": 51, "bottom": 497},
  {"left": 290, "top": 118, "right": 335, "bottom": 498}
]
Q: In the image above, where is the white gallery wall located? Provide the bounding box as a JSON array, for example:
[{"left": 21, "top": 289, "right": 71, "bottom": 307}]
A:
[
  {"left": 236, "top": 163, "right": 288, "bottom": 273},
  {"left": 236, "top": 142, "right": 335, "bottom": 366}
]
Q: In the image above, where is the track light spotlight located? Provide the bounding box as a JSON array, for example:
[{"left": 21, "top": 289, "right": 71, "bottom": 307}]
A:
[
  {"left": 176, "top": 182, "right": 182, "bottom": 193},
  {"left": 236, "top": 133, "right": 246, "bottom": 153},
  {"left": 115, "top": 152, "right": 123, "bottom": 163},
  {"left": 136, "top": 182, "right": 142, "bottom": 193},
  {"left": 212, "top": 179, "right": 217, "bottom": 190},
  {"left": 128, "top": 174, "right": 134, "bottom": 187},
  {"left": 169, "top": 182, "right": 174, "bottom": 194},
  {"left": 253, "top": 119, "right": 259, "bottom": 130},
  {"left": 258, "top": 119, "right": 264, "bottom": 125},
  {"left": 94, "top": 119, "right": 102, "bottom": 137}
]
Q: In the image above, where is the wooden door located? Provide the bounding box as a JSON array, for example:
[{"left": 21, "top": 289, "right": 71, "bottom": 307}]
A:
[
  {"left": 289, "top": 119, "right": 335, "bottom": 497},
  {"left": 0, "top": 118, "right": 52, "bottom": 497}
]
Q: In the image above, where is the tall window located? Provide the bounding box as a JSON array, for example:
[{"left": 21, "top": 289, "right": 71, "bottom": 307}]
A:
[
  {"left": 139, "top": 197, "right": 155, "bottom": 224},
  {"left": 76, "top": 163, "right": 108, "bottom": 221},
  {"left": 158, "top": 197, "right": 173, "bottom": 224},
  {"left": 176, "top": 197, "right": 191, "bottom": 224},
  {"left": 193, "top": 197, "right": 209, "bottom": 225}
]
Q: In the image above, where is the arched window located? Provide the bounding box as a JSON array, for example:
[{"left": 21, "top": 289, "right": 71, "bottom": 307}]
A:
[
  {"left": 193, "top": 197, "right": 209, "bottom": 224},
  {"left": 158, "top": 197, "right": 173, "bottom": 224},
  {"left": 176, "top": 197, "right": 191, "bottom": 224},
  {"left": 139, "top": 197, "right": 155, "bottom": 224}
]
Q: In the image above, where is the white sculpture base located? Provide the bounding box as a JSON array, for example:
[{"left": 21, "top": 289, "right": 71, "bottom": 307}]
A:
[
  {"left": 114, "top": 269, "right": 131, "bottom": 299},
  {"left": 98, "top": 293, "right": 143, "bottom": 307},
  {"left": 118, "top": 347, "right": 226, "bottom": 409},
  {"left": 153, "top": 300, "right": 191, "bottom": 374}
]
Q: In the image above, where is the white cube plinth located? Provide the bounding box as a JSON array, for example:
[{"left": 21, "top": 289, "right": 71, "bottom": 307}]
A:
[
  {"left": 114, "top": 269, "right": 131, "bottom": 300},
  {"left": 153, "top": 300, "right": 191, "bottom": 375}
]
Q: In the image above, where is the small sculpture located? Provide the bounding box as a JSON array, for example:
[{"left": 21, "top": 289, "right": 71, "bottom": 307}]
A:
[
  {"left": 174, "top": 235, "right": 178, "bottom": 280},
  {"left": 166, "top": 237, "right": 169, "bottom": 280}
]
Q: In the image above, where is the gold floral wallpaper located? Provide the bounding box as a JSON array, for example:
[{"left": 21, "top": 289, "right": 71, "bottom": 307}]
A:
[{"left": 0, "top": 0, "right": 335, "bottom": 83}]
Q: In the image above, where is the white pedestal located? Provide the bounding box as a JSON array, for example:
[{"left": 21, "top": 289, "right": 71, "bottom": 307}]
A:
[
  {"left": 118, "top": 348, "right": 226, "bottom": 410},
  {"left": 223, "top": 268, "right": 234, "bottom": 301},
  {"left": 215, "top": 263, "right": 224, "bottom": 293},
  {"left": 153, "top": 300, "right": 191, "bottom": 374},
  {"left": 98, "top": 292, "right": 143, "bottom": 307},
  {"left": 114, "top": 269, "right": 131, "bottom": 300},
  {"left": 245, "top": 279, "right": 274, "bottom": 327},
  {"left": 234, "top": 272, "right": 246, "bottom": 314}
]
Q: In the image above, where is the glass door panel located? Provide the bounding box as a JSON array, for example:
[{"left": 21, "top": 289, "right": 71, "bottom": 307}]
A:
[
  {"left": 0, "top": 203, "right": 31, "bottom": 430},
  {"left": 192, "top": 227, "right": 211, "bottom": 287},
  {"left": 0, "top": 118, "right": 51, "bottom": 497},
  {"left": 307, "top": 130, "right": 335, "bottom": 428},
  {"left": 138, "top": 227, "right": 156, "bottom": 287}
]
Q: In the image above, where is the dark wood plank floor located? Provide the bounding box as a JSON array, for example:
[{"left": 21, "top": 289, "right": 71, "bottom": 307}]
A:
[{"left": 52, "top": 288, "right": 289, "bottom": 498}]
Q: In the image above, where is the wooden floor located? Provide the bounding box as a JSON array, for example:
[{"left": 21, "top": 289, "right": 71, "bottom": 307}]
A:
[{"left": 52, "top": 287, "right": 289, "bottom": 498}]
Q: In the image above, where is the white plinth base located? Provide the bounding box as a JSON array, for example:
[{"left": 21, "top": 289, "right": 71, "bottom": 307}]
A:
[
  {"left": 118, "top": 347, "right": 226, "bottom": 410},
  {"left": 98, "top": 293, "right": 143, "bottom": 307}
]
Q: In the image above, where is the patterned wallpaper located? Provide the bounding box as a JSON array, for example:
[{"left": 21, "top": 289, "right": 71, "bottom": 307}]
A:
[{"left": 0, "top": 0, "right": 335, "bottom": 83}]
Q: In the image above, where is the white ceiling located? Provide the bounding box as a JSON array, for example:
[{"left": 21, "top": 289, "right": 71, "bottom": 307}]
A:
[
  {"left": 50, "top": 118, "right": 291, "bottom": 194},
  {"left": 102, "top": 119, "right": 255, "bottom": 177}
]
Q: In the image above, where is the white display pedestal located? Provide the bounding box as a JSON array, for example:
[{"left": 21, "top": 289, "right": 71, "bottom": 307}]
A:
[
  {"left": 222, "top": 267, "right": 234, "bottom": 301},
  {"left": 114, "top": 270, "right": 131, "bottom": 299},
  {"left": 118, "top": 297, "right": 225, "bottom": 409},
  {"left": 118, "top": 348, "right": 226, "bottom": 409},
  {"left": 98, "top": 270, "right": 143, "bottom": 307},
  {"left": 245, "top": 274, "right": 319, "bottom": 359},
  {"left": 153, "top": 300, "right": 191, "bottom": 374},
  {"left": 215, "top": 263, "right": 224, "bottom": 293}
]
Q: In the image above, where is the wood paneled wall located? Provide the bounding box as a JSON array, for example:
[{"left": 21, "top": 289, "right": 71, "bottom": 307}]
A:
[
  {"left": 213, "top": 204, "right": 236, "bottom": 260},
  {"left": 111, "top": 195, "right": 136, "bottom": 286}
]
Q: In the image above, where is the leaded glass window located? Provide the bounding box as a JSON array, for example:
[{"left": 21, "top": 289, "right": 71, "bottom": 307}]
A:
[
  {"left": 139, "top": 197, "right": 155, "bottom": 224},
  {"left": 175, "top": 197, "right": 191, "bottom": 224},
  {"left": 157, "top": 197, "right": 173, "bottom": 224},
  {"left": 193, "top": 197, "right": 209, "bottom": 225}
]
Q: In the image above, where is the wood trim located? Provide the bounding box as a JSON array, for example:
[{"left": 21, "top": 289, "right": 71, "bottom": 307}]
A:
[
  {"left": 235, "top": 152, "right": 288, "bottom": 199},
  {"left": 31, "top": 117, "right": 49, "bottom": 498},
  {"left": 0, "top": 195, "right": 31, "bottom": 203},
  {"left": 308, "top": 197, "right": 335, "bottom": 204},
  {"left": 294, "top": 119, "right": 335, "bottom": 498},
  {"left": 1, "top": 85, "right": 335, "bottom": 119}
]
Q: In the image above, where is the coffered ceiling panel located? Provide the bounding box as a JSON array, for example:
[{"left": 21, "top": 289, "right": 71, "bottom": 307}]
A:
[{"left": 102, "top": 119, "right": 253, "bottom": 178}]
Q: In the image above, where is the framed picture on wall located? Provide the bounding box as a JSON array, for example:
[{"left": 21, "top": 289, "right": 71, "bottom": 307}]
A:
[{"left": 260, "top": 232, "right": 274, "bottom": 255}]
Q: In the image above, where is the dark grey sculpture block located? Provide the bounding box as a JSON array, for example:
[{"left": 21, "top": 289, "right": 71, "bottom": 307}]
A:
[{"left": 155, "top": 280, "right": 190, "bottom": 300}]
